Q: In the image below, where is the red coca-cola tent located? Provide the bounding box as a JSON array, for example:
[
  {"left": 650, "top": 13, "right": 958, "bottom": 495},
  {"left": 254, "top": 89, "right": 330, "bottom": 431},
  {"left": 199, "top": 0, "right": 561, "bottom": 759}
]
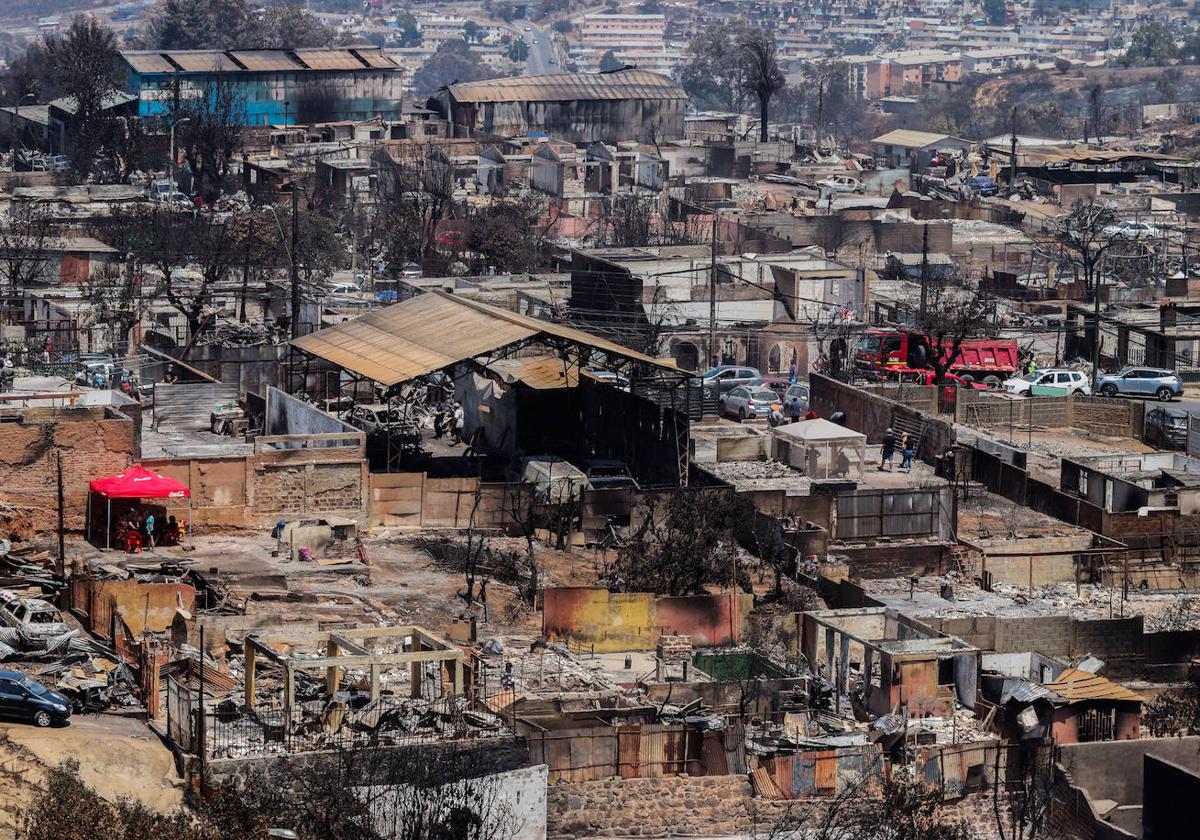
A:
[{"left": 88, "top": 466, "right": 190, "bottom": 548}]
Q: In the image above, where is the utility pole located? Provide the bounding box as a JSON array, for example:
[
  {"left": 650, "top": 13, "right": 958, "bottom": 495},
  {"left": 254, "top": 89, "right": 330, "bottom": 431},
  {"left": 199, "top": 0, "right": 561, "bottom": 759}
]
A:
[
  {"left": 1008, "top": 106, "right": 1018, "bottom": 188},
  {"left": 55, "top": 453, "right": 64, "bottom": 580},
  {"left": 1091, "top": 261, "right": 1102, "bottom": 393},
  {"left": 240, "top": 218, "right": 251, "bottom": 323},
  {"left": 709, "top": 213, "right": 718, "bottom": 368},
  {"left": 919, "top": 223, "right": 929, "bottom": 322},
  {"left": 290, "top": 186, "right": 300, "bottom": 339}
]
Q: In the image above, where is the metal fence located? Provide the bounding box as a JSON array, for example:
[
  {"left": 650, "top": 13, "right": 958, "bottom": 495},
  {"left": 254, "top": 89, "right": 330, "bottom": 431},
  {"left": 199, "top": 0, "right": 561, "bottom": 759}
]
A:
[{"left": 203, "top": 694, "right": 511, "bottom": 760}]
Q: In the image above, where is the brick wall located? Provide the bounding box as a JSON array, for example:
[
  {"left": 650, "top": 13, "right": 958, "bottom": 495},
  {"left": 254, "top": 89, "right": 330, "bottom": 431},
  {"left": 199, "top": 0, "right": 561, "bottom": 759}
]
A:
[
  {"left": 0, "top": 406, "right": 137, "bottom": 530},
  {"left": 808, "top": 374, "right": 954, "bottom": 461},
  {"left": 145, "top": 447, "right": 367, "bottom": 529}
]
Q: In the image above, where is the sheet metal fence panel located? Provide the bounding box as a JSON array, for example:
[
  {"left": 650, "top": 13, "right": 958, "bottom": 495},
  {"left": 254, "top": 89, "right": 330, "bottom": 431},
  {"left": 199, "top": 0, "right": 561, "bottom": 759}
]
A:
[
  {"left": 835, "top": 489, "right": 941, "bottom": 540},
  {"left": 527, "top": 724, "right": 732, "bottom": 782},
  {"left": 165, "top": 676, "right": 194, "bottom": 753}
]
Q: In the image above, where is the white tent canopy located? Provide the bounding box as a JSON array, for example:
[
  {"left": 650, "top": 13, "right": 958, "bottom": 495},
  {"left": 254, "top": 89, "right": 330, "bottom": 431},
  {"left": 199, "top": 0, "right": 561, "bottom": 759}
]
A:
[{"left": 772, "top": 419, "right": 867, "bottom": 478}]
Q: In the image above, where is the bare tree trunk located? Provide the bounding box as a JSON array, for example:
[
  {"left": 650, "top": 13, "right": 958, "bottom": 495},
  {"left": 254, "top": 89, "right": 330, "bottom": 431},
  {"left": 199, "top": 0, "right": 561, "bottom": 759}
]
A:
[{"left": 759, "top": 94, "right": 769, "bottom": 143}]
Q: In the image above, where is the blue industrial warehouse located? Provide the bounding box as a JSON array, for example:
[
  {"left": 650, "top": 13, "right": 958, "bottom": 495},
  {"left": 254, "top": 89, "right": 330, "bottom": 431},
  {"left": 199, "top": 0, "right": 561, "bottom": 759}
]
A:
[{"left": 119, "top": 47, "right": 405, "bottom": 126}]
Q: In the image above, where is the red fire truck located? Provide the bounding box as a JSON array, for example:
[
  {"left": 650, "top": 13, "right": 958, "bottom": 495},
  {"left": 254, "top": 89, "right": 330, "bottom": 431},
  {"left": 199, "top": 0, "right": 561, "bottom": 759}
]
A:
[{"left": 853, "top": 329, "right": 1019, "bottom": 387}]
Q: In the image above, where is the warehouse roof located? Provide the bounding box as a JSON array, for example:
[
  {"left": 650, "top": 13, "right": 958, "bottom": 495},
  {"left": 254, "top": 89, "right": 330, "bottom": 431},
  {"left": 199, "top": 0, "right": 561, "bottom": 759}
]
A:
[
  {"left": 120, "top": 47, "right": 398, "bottom": 74},
  {"left": 445, "top": 69, "right": 686, "bottom": 104},
  {"left": 292, "top": 291, "right": 681, "bottom": 387},
  {"left": 872, "top": 129, "right": 967, "bottom": 149}
]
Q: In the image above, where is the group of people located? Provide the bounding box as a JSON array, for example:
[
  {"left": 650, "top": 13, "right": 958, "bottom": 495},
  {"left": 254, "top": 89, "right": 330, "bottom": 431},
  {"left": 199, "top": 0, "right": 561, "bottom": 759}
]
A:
[
  {"left": 770, "top": 402, "right": 817, "bottom": 426},
  {"left": 432, "top": 400, "right": 465, "bottom": 445},
  {"left": 879, "top": 427, "right": 914, "bottom": 473},
  {"left": 114, "top": 509, "right": 183, "bottom": 552}
]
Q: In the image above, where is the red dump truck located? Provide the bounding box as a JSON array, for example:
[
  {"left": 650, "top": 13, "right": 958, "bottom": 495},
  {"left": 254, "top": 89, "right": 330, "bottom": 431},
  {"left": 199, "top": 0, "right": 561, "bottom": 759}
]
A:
[{"left": 854, "top": 329, "right": 1019, "bottom": 387}]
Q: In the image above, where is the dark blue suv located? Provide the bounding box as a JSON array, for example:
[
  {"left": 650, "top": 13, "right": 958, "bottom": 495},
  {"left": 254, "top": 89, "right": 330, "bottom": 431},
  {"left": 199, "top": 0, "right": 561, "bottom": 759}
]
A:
[{"left": 0, "top": 671, "right": 71, "bottom": 727}]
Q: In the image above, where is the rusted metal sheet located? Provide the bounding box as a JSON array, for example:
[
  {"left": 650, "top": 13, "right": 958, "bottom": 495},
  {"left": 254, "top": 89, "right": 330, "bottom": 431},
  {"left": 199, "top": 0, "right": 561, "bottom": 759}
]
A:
[
  {"left": 292, "top": 291, "right": 676, "bottom": 387},
  {"left": 294, "top": 49, "right": 374, "bottom": 70},
  {"left": 617, "top": 726, "right": 640, "bottom": 779},
  {"left": 230, "top": 50, "right": 303, "bottom": 71},
  {"left": 447, "top": 69, "right": 686, "bottom": 103}
]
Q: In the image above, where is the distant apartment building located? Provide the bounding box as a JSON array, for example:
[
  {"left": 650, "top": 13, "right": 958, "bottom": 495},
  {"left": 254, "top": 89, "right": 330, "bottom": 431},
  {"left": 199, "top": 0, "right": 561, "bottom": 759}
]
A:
[
  {"left": 1016, "top": 26, "right": 1106, "bottom": 57},
  {"left": 418, "top": 13, "right": 468, "bottom": 45},
  {"left": 846, "top": 51, "right": 962, "bottom": 99},
  {"left": 961, "top": 48, "right": 1035, "bottom": 75},
  {"left": 580, "top": 14, "right": 666, "bottom": 57}
]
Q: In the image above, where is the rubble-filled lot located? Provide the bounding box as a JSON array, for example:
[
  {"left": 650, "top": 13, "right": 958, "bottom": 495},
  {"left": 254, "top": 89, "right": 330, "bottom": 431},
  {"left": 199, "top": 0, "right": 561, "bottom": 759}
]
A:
[{"left": 864, "top": 573, "right": 1200, "bottom": 628}]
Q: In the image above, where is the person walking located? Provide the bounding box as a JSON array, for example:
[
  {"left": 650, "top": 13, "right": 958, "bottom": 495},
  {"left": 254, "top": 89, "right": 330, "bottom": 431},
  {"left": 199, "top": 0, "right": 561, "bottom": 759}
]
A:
[
  {"left": 450, "top": 401, "right": 465, "bottom": 446},
  {"left": 787, "top": 398, "right": 803, "bottom": 424},
  {"left": 900, "top": 434, "right": 914, "bottom": 473},
  {"left": 879, "top": 427, "right": 897, "bottom": 471},
  {"left": 433, "top": 401, "right": 447, "bottom": 439}
]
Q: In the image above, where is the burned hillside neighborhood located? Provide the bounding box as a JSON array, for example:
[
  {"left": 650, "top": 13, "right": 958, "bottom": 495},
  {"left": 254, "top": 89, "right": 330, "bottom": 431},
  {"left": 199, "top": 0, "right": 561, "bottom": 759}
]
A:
[{"left": 7, "top": 4, "right": 1200, "bottom": 840}]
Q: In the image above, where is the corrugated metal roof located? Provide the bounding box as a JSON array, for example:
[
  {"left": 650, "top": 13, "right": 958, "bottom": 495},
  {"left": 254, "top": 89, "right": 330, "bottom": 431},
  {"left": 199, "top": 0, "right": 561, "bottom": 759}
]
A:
[
  {"left": 487, "top": 355, "right": 579, "bottom": 389},
  {"left": 124, "top": 52, "right": 175, "bottom": 73},
  {"left": 294, "top": 49, "right": 367, "bottom": 70},
  {"left": 1043, "top": 668, "right": 1143, "bottom": 704},
  {"left": 355, "top": 48, "right": 396, "bottom": 69},
  {"left": 872, "top": 129, "right": 961, "bottom": 149},
  {"left": 447, "top": 69, "right": 686, "bottom": 104},
  {"left": 292, "top": 291, "right": 679, "bottom": 387},
  {"left": 230, "top": 50, "right": 303, "bottom": 71},
  {"left": 120, "top": 48, "right": 396, "bottom": 74},
  {"left": 167, "top": 50, "right": 241, "bottom": 72}
]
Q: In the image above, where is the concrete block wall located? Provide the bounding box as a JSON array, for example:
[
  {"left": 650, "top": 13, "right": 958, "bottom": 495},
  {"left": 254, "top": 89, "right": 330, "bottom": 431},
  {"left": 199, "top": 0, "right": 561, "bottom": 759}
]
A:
[
  {"left": 1073, "top": 398, "right": 1140, "bottom": 438},
  {"left": 1070, "top": 617, "right": 1144, "bottom": 678},
  {"left": 933, "top": 614, "right": 1144, "bottom": 676},
  {"left": 994, "top": 616, "right": 1072, "bottom": 657}
]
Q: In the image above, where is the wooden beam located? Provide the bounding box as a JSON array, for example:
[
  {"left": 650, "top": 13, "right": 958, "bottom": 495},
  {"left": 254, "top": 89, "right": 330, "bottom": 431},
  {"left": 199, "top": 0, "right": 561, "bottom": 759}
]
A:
[{"left": 288, "top": 649, "right": 459, "bottom": 671}]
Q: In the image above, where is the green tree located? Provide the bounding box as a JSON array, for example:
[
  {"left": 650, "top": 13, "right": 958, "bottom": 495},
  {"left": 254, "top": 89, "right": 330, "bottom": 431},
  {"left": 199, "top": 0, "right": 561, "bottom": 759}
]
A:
[
  {"left": 411, "top": 39, "right": 487, "bottom": 98},
  {"left": 678, "top": 23, "right": 760, "bottom": 112},
  {"left": 740, "top": 34, "right": 785, "bottom": 142},
  {"left": 982, "top": 0, "right": 1008, "bottom": 25},
  {"left": 463, "top": 20, "right": 484, "bottom": 44},
  {"left": 1180, "top": 27, "right": 1200, "bottom": 63},
  {"left": 257, "top": 3, "right": 336, "bottom": 48},
  {"left": 45, "top": 16, "right": 122, "bottom": 179},
  {"left": 599, "top": 49, "right": 624, "bottom": 72},
  {"left": 1124, "top": 22, "right": 1178, "bottom": 66},
  {"left": 143, "top": 0, "right": 255, "bottom": 49},
  {"left": 507, "top": 37, "right": 529, "bottom": 63},
  {"left": 393, "top": 13, "right": 423, "bottom": 48}
]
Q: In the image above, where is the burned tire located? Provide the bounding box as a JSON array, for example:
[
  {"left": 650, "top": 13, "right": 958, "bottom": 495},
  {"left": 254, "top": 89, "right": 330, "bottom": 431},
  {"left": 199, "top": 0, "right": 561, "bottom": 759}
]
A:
[{"left": 32, "top": 710, "right": 50, "bottom": 728}]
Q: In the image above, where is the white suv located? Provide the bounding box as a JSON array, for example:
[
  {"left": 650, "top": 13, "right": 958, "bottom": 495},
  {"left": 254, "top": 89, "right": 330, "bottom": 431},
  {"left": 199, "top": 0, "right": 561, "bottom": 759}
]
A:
[{"left": 1003, "top": 369, "right": 1091, "bottom": 397}]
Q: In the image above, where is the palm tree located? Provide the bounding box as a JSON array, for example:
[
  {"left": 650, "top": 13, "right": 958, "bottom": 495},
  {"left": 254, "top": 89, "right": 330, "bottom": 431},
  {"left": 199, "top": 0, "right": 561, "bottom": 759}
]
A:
[{"left": 740, "top": 36, "right": 785, "bottom": 143}]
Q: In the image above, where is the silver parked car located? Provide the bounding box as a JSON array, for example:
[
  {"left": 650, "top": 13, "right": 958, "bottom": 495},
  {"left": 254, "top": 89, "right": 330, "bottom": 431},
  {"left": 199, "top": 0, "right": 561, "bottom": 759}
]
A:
[
  {"left": 1097, "top": 367, "right": 1183, "bottom": 401},
  {"left": 783, "top": 384, "right": 810, "bottom": 415},
  {"left": 719, "top": 385, "right": 780, "bottom": 420},
  {"left": 701, "top": 365, "right": 763, "bottom": 395}
]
